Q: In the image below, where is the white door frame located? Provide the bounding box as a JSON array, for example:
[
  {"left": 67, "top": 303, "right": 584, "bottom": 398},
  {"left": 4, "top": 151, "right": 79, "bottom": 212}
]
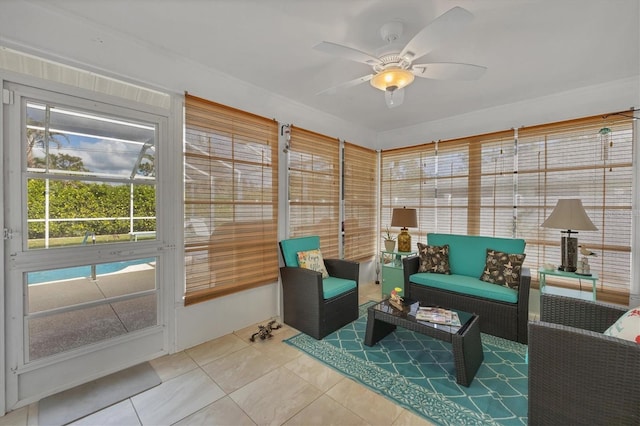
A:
[{"left": 2, "top": 76, "right": 174, "bottom": 411}]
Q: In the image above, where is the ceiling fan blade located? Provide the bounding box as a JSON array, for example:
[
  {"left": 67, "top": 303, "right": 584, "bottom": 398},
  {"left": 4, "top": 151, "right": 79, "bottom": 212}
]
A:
[
  {"left": 412, "top": 62, "right": 487, "bottom": 80},
  {"left": 385, "top": 88, "right": 405, "bottom": 108},
  {"left": 313, "top": 41, "right": 381, "bottom": 65},
  {"left": 316, "top": 74, "right": 374, "bottom": 95},
  {"left": 400, "top": 6, "right": 473, "bottom": 62}
]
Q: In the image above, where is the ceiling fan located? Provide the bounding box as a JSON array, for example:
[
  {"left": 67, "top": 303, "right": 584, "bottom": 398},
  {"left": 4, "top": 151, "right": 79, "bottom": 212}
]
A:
[{"left": 314, "top": 6, "right": 486, "bottom": 108}]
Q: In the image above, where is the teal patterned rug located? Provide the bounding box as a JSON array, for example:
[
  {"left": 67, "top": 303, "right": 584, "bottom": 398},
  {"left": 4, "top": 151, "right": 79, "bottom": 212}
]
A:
[{"left": 284, "top": 302, "right": 528, "bottom": 425}]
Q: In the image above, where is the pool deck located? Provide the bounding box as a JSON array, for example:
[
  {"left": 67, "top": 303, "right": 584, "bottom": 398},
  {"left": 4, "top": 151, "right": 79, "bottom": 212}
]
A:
[{"left": 27, "top": 265, "right": 157, "bottom": 361}]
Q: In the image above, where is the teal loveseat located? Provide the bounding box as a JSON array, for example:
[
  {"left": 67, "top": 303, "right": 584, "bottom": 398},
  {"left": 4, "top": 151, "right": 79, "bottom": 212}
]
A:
[{"left": 403, "top": 233, "right": 530, "bottom": 343}]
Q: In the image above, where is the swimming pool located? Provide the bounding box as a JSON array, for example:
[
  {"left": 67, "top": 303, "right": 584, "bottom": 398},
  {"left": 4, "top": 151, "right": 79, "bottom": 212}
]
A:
[{"left": 27, "top": 257, "right": 156, "bottom": 285}]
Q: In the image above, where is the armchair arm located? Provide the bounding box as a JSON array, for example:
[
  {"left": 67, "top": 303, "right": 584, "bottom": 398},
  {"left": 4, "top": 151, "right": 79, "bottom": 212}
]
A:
[
  {"left": 402, "top": 256, "right": 420, "bottom": 299},
  {"left": 528, "top": 320, "right": 640, "bottom": 425},
  {"left": 279, "top": 266, "right": 324, "bottom": 302},
  {"left": 324, "top": 258, "right": 359, "bottom": 283},
  {"left": 540, "top": 293, "right": 627, "bottom": 333}
]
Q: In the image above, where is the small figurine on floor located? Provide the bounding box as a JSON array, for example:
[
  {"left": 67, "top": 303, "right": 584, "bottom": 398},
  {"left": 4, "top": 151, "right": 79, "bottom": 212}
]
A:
[{"left": 250, "top": 320, "right": 282, "bottom": 342}]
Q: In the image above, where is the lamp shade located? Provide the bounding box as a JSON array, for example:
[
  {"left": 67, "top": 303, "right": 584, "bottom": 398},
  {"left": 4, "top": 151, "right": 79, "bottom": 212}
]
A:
[
  {"left": 391, "top": 207, "right": 418, "bottom": 228},
  {"left": 541, "top": 199, "right": 598, "bottom": 231}
]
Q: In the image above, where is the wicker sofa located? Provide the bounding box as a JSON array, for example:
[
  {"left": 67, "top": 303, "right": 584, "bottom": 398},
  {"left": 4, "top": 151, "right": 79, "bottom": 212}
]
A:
[
  {"left": 403, "top": 233, "right": 530, "bottom": 343},
  {"left": 528, "top": 294, "right": 640, "bottom": 425}
]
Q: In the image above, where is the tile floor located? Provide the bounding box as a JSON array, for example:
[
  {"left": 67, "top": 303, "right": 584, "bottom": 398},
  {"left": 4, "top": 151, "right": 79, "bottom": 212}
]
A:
[
  {"left": 0, "top": 281, "right": 436, "bottom": 426},
  {"left": 3, "top": 282, "right": 542, "bottom": 426}
]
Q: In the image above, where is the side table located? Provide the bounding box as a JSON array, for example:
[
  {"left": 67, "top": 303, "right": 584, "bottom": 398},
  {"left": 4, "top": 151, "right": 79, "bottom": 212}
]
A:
[
  {"left": 381, "top": 250, "right": 417, "bottom": 297},
  {"left": 538, "top": 267, "right": 599, "bottom": 301}
]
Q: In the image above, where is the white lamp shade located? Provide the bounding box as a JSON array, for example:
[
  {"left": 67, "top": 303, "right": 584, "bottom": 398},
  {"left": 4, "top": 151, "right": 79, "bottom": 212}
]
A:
[{"left": 541, "top": 199, "right": 598, "bottom": 231}]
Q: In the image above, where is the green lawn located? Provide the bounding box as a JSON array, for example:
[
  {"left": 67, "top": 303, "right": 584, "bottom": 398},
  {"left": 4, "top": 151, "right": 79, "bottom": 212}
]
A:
[{"left": 28, "top": 233, "right": 154, "bottom": 249}]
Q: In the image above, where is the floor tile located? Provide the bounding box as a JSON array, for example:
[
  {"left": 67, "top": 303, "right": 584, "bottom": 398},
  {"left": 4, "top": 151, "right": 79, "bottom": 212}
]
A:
[
  {"left": 326, "top": 378, "right": 404, "bottom": 426},
  {"left": 149, "top": 351, "right": 198, "bottom": 382},
  {"left": 132, "top": 368, "right": 225, "bottom": 425},
  {"left": 230, "top": 366, "right": 322, "bottom": 426},
  {"left": 283, "top": 394, "right": 368, "bottom": 426},
  {"left": 0, "top": 406, "right": 28, "bottom": 426},
  {"left": 69, "top": 399, "right": 140, "bottom": 426},
  {"left": 283, "top": 354, "right": 344, "bottom": 392},
  {"left": 393, "top": 409, "right": 436, "bottom": 426},
  {"left": 185, "top": 334, "right": 249, "bottom": 366},
  {"left": 173, "top": 396, "right": 254, "bottom": 426},
  {"left": 201, "top": 346, "right": 280, "bottom": 393}
]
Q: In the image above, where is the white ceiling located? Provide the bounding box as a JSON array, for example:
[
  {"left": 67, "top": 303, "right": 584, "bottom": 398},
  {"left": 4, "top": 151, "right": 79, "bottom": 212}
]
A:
[{"left": 2, "top": 0, "right": 639, "bottom": 135}]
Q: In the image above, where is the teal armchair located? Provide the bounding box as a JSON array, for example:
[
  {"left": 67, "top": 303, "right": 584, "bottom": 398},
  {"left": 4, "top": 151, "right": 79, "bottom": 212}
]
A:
[{"left": 279, "top": 236, "right": 359, "bottom": 339}]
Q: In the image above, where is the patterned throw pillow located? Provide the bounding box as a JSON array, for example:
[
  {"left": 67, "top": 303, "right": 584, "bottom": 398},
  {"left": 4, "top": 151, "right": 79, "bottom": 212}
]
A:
[
  {"left": 479, "top": 249, "right": 526, "bottom": 289},
  {"left": 297, "top": 249, "right": 329, "bottom": 278},
  {"left": 417, "top": 242, "right": 451, "bottom": 274},
  {"left": 604, "top": 306, "right": 640, "bottom": 344}
]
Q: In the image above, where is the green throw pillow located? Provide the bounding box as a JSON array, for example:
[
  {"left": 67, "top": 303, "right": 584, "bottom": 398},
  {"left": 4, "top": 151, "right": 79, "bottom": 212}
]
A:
[
  {"left": 417, "top": 242, "right": 451, "bottom": 274},
  {"left": 479, "top": 248, "right": 526, "bottom": 289}
]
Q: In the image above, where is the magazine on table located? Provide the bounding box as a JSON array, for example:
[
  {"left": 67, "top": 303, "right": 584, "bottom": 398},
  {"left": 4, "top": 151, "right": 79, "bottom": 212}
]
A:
[{"left": 415, "top": 307, "right": 461, "bottom": 326}]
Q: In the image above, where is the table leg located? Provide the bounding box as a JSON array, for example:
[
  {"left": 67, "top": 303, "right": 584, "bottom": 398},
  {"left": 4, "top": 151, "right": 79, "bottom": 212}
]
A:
[
  {"left": 364, "top": 310, "right": 396, "bottom": 346},
  {"left": 452, "top": 316, "right": 484, "bottom": 386}
]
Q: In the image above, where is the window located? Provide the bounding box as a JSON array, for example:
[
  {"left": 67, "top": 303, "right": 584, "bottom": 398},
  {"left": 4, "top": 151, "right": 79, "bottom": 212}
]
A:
[
  {"left": 184, "top": 94, "right": 279, "bottom": 305},
  {"left": 381, "top": 113, "right": 634, "bottom": 302},
  {"left": 288, "top": 126, "right": 340, "bottom": 258},
  {"left": 343, "top": 142, "right": 377, "bottom": 261},
  {"left": 380, "top": 140, "right": 472, "bottom": 240},
  {"left": 25, "top": 101, "right": 157, "bottom": 248},
  {"left": 518, "top": 116, "right": 633, "bottom": 301}
]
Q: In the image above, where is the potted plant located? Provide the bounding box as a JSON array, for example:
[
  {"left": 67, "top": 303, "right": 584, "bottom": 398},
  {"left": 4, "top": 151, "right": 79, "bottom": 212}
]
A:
[{"left": 383, "top": 227, "right": 396, "bottom": 252}]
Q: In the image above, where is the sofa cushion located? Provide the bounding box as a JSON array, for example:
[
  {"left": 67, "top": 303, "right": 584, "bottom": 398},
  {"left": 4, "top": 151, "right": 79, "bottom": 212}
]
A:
[
  {"left": 480, "top": 249, "right": 526, "bottom": 289},
  {"left": 323, "top": 276, "right": 357, "bottom": 299},
  {"left": 427, "top": 233, "right": 526, "bottom": 278},
  {"left": 604, "top": 306, "right": 640, "bottom": 344},
  {"left": 417, "top": 243, "right": 451, "bottom": 274},
  {"left": 297, "top": 249, "right": 328, "bottom": 278},
  {"left": 409, "top": 272, "right": 519, "bottom": 303}
]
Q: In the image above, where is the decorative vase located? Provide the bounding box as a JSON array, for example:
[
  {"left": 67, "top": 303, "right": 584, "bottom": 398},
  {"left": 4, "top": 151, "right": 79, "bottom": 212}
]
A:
[{"left": 384, "top": 239, "right": 396, "bottom": 252}]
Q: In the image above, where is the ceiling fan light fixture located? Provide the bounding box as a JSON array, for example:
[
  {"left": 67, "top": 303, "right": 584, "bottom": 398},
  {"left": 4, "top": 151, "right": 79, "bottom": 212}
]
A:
[{"left": 370, "top": 68, "right": 415, "bottom": 91}]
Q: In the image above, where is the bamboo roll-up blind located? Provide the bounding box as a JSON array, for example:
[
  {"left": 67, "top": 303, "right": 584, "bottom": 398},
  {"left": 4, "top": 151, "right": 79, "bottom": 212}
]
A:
[
  {"left": 184, "top": 94, "right": 279, "bottom": 305},
  {"left": 344, "top": 142, "right": 377, "bottom": 261},
  {"left": 288, "top": 126, "right": 340, "bottom": 258}
]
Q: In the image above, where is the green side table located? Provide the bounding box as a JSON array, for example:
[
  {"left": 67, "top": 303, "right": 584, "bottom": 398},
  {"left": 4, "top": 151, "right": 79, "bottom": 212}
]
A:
[
  {"left": 538, "top": 267, "right": 599, "bottom": 301},
  {"left": 381, "top": 250, "right": 417, "bottom": 297}
]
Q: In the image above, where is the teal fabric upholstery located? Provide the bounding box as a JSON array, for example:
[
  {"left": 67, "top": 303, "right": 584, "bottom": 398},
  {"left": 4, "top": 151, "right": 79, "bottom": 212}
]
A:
[
  {"left": 323, "top": 277, "right": 357, "bottom": 299},
  {"left": 427, "top": 233, "right": 526, "bottom": 278},
  {"left": 409, "top": 273, "right": 518, "bottom": 303},
  {"left": 280, "top": 235, "right": 320, "bottom": 267}
]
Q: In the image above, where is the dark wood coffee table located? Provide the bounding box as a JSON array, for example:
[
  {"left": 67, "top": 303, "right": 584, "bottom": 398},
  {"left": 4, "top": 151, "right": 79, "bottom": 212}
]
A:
[{"left": 364, "top": 298, "right": 483, "bottom": 386}]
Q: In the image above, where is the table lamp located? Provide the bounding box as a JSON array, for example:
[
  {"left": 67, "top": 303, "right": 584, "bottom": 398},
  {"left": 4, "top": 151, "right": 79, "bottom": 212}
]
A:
[
  {"left": 391, "top": 207, "right": 418, "bottom": 252},
  {"left": 541, "top": 199, "right": 597, "bottom": 272}
]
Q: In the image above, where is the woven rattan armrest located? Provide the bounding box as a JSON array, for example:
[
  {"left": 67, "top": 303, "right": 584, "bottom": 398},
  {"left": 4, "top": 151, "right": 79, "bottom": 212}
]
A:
[
  {"left": 528, "top": 319, "right": 640, "bottom": 424},
  {"left": 540, "top": 293, "right": 627, "bottom": 333},
  {"left": 324, "top": 258, "right": 359, "bottom": 282}
]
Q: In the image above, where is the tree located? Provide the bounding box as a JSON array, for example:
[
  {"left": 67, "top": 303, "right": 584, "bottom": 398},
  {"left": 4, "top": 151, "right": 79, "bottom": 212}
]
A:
[{"left": 33, "top": 153, "right": 88, "bottom": 172}]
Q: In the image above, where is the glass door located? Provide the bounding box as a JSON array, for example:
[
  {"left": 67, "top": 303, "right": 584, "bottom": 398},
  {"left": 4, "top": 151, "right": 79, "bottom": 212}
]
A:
[{"left": 3, "top": 81, "right": 168, "bottom": 410}]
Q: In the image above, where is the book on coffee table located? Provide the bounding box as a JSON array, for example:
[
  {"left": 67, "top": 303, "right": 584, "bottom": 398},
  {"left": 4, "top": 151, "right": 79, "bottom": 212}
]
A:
[{"left": 416, "top": 307, "right": 461, "bottom": 326}]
